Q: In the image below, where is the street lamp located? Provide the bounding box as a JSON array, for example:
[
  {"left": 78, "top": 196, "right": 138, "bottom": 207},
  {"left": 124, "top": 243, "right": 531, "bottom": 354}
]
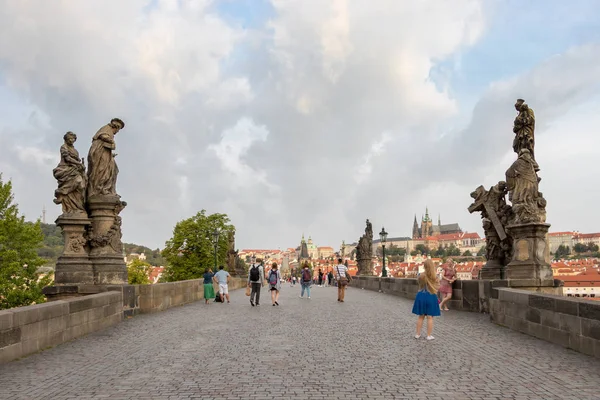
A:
[
  {"left": 380, "top": 227, "right": 388, "bottom": 277},
  {"left": 211, "top": 229, "right": 220, "bottom": 270}
]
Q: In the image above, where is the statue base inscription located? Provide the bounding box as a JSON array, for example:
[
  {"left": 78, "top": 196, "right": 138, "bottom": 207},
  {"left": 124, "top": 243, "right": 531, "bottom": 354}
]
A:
[
  {"left": 505, "top": 222, "right": 553, "bottom": 287},
  {"left": 54, "top": 214, "right": 94, "bottom": 285}
]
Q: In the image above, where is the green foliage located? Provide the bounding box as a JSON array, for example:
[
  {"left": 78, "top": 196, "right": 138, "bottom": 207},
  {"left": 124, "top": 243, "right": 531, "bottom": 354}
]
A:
[
  {"left": 477, "top": 246, "right": 486, "bottom": 257},
  {"left": 161, "top": 210, "right": 234, "bottom": 282},
  {"left": 36, "top": 223, "right": 64, "bottom": 266},
  {"left": 128, "top": 258, "right": 152, "bottom": 285},
  {"left": 123, "top": 243, "right": 166, "bottom": 266},
  {"left": 376, "top": 243, "right": 406, "bottom": 258},
  {"left": 462, "top": 250, "right": 473, "bottom": 257},
  {"left": 554, "top": 244, "right": 571, "bottom": 259},
  {"left": 0, "top": 175, "right": 53, "bottom": 310},
  {"left": 573, "top": 243, "right": 599, "bottom": 254}
]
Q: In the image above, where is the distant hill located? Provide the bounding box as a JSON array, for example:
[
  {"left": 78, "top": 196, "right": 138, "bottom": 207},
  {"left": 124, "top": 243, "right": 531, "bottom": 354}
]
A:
[{"left": 36, "top": 223, "right": 166, "bottom": 267}]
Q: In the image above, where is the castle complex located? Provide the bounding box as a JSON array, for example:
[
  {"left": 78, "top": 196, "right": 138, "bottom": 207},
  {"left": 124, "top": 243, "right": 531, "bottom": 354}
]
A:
[{"left": 412, "top": 208, "right": 462, "bottom": 239}]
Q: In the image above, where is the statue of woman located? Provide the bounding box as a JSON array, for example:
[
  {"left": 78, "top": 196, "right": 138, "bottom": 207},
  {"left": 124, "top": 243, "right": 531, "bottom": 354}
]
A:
[
  {"left": 512, "top": 99, "right": 535, "bottom": 158},
  {"left": 87, "top": 118, "right": 125, "bottom": 198},
  {"left": 505, "top": 149, "right": 540, "bottom": 206},
  {"left": 53, "top": 132, "right": 87, "bottom": 215}
]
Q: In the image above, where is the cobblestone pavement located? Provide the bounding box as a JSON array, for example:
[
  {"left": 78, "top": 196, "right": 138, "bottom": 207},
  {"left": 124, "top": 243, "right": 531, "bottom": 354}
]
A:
[{"left": 1, "top": 284, "right": 599, "bottom": 400}]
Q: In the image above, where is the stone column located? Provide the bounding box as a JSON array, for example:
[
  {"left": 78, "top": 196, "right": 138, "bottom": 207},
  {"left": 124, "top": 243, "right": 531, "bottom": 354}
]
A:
[
  {"left": 87, "top": 195, "right": 128, "bottom": 284},
  {"left": 54, "top": 214, "right": 94, "bottom": 284},
  {"left": 479, "top": 259, "right": 504, "bottom": 280},
  {"left": 505, "top": 222, "right": 553, "bottom": 287}
]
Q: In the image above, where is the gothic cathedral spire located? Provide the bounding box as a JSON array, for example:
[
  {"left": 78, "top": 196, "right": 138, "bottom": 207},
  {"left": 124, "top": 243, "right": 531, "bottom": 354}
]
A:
[{"left": 412, "top": 215, "right": 420, "bottom": 239}]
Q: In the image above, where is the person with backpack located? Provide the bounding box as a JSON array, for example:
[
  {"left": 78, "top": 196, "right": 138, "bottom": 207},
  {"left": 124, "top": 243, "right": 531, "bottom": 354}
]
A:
[
  {"left": 299, "top": 262, "right": 312, "bottom": 299},
  {"left": 268, "top": 262, "right": 282, "bottom": 306},
  {"left": 335, "top": 258, "right": 351, "bottom": 302},
  {"left": 247, "top": 257, "right": 265, "bottom": 307}
]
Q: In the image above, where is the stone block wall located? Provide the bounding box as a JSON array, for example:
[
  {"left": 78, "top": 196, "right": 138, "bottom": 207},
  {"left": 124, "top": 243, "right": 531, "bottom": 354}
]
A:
[
  {"left": 490, "top": 288, "right": 600, "bottom": 359},
  {"left": 0, "top": 292, "right": 122, "bottom": 363}
]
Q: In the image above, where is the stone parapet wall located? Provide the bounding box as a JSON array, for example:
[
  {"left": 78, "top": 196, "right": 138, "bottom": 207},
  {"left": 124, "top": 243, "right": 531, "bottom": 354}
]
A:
[
  {"left": 490, "top": 288, "right": 600, "bottom": 359},
  {"left": 0, "top": 292, "right": 122, "bottom": 363}
]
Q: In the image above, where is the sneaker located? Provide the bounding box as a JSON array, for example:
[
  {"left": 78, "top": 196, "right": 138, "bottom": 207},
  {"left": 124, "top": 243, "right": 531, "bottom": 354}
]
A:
[
  {"left": 256, "top": 303, "right": 260, "bottom": 306},
  {"left": 299, "top": 295, "right": 303, "bottom": 298},
  {"left": 308, "top": 297, "right": 311, "bottom": 299},
  {"left": 414, "top": 335, "right": 421, "bottom": 339},
  {"left": 426, "top": 336, "right": 435, "bottom": 341},
  {"left": 250, "top": 300, "right": 255, "bottom": 307}
]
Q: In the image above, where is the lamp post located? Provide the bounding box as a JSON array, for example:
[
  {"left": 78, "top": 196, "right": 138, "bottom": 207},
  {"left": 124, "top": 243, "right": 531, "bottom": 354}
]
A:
[
  {"left": 380, "top": 227, "right": 388, "bottom": 277},
  {"left": 211, "top": 229, "right": 220, "bottom": 270}
]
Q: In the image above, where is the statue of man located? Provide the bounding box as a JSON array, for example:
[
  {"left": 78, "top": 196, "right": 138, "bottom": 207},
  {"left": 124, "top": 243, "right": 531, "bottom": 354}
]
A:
[
  {"left": 87, "top": 118, "right": 125, "bottom": 198},
  {"left": 512, "top": 99, "right": 535, "bottom": 158},
  {"left": 53, "top": 131, "right": 87, "bottom": 215}
]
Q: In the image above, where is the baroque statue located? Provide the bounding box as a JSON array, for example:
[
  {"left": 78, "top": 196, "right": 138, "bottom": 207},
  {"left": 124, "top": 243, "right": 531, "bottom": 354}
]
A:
[
  {"left": 512, "top": 99, "right": 535, "bottom": 159},
  {"left": 87, "top": 118, "right": 125, "bottom": 198},
  {"left": 468, "top": 182, "right": 513, "bottom": 270},
  {"left": 53, "top": 131, "right": 87, "bottom": 215},
  {"left": 505, "top": 148, "right": 546, "bottom": 224},
  {"left": 356, "top": 219, "right": 374, "bottom": 275}
]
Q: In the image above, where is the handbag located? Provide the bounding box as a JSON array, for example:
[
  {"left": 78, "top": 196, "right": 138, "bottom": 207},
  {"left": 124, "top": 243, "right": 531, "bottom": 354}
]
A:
[
  {"left": 245, "top": 285, "right": 251, "bottom": 296},
  {"left": 337, "top": 266, "right": 349, "bottom": 287}
]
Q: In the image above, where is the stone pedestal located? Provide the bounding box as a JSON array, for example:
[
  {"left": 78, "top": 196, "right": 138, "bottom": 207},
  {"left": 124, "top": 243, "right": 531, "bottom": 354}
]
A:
[
  {"left": 54, "top": 214, "right": 94, "bottom": 284},
  {"left": 357, "top": 258, "right": 374, "bottom": 276},
  {"left": 505, "top": 222, "right": 553, "bottom": 287},
  {"left": 479, "top": 258, "right": 505, "bottom": 280},
  {"left": 87, "top": 194, "right": 127, "bottom": 284}
]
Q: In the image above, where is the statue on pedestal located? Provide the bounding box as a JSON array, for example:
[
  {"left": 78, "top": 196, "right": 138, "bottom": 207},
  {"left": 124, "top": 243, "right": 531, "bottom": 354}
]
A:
[
  {"left": 53, "top": 132, "right": 87, "bottom": 216},
  {"left": 512, "top": 99, "right": 535, "bottom": 159},
  {"left": 356, "top": 219, "right": 374, "bottom": 275},
  {"left": 87, "top": 118, "right": 125, "bottom": 198},
  {"left": 505, "top": 148, "right": 546, "bottom": 224}
]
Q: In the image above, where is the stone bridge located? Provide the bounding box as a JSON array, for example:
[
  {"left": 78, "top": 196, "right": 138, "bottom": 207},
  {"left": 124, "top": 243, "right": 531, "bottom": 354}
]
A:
[{"left": 1, "top": 277, "right": 599, "bottom": 399}]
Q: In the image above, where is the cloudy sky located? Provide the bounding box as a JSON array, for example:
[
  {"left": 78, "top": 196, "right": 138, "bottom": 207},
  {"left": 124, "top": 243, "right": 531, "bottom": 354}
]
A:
[{"left": 1, "top": 0, "right": 599, "bottom": 251}]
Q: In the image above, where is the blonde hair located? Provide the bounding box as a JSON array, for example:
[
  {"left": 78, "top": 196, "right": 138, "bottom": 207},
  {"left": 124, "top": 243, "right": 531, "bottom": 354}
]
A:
[{"left": 419, "top": 259, "right": 440, "bottom": 294}]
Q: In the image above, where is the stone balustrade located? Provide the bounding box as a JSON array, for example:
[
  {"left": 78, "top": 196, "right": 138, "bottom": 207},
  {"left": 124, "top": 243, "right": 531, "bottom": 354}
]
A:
[
  {"left": 0, "top": 292, "right": 122, "bottom": 363},
  {"left": 1, "top": 277, "right": 247, "bottom": 363}
]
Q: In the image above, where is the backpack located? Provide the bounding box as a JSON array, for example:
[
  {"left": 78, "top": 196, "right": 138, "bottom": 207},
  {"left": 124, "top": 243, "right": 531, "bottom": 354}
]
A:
[
  {"left": 269, "top": 271, "right": 278, "bottom": 286},
  {"left": 250, "top": 265, "right": 260, "bottom": 281},
  {"left": 302, "top": 269, "right": 311, "bottom": 282}
]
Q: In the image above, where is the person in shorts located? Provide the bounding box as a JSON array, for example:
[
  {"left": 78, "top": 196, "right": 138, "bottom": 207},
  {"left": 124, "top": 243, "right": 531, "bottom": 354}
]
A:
[{"left": 213, "top": 265, "right": 231, "bottom": 303}]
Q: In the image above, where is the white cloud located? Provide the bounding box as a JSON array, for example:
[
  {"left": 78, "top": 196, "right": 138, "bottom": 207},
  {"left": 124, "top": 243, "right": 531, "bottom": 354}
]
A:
[{"left": 0, "top": 0, "right": 598, "bottom": 251}]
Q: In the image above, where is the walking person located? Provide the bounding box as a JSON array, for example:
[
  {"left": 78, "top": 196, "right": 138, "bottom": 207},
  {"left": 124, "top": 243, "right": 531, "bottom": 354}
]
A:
[
  {"left": 213, "top": 265, "right": 231, "bottom": 303},
  {"left": 413, "top": 259, "right": 441, "bottom": 340},
  {"left": 335, "top": 258, "right": 351, "bottom": 302},
  {"left": 300, "top": 262, "right": 312, "bottom": 299},
  {"left": 268, "top": 262, "right": 282, "bottom": 306},
  {"left": 203, "top": 268, "right": 216, "bottom": 304},
  {"left": 318, "top": 269, "right": 324, "bottom": 287},
  {"left": 248, "top": 257, "right": 264, "bottom": 307},
  {"left": 327, "top": 270, "right": 334, "bottom": 287},
  {"left": 439, "top": 259, "right": 457, "bottom": 311}
]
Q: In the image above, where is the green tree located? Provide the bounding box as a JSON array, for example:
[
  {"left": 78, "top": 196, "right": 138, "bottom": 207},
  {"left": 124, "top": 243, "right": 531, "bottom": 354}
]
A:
[
  {"left": 477, "top": 246, "right": 486, "bottom": 257},
  {"left": 554, "top": 244, "right": 570, "bottom": 259},
  {"left": 127, "top": 259, "right": 152, "bottom": 285},
  {"left": 0, "top": 175, "right": 52, "bottom": 310},
  {"left": 573, "top": 243, "right": 587, "bottom": 254},
  {"left": 447, "top": 244, "right": 461, "bottom": 257},
  {"left": 462, "top": 250, "right": 473, "bottom": 257},
  {"left": 415, "top": 244, "right": 430, "bottom": 255},
  {"left": 161, "top": 210, "right": 234, "bottom": 282}
]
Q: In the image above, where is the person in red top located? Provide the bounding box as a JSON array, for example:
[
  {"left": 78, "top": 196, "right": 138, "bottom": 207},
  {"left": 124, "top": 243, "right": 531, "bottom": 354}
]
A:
[{"left": 439, "top": 259, "right": 457, "bottom": 311}]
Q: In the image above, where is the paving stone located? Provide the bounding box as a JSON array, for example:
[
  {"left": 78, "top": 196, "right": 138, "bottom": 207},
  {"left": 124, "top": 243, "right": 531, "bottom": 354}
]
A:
[{"left": 0, "top": 285, "right": 599, "bottom": 399}]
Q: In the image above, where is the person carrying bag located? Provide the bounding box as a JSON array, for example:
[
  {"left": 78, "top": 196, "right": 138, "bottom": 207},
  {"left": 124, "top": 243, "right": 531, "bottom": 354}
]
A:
[{"left": 335, "top": 258, "right": 351, "bottom": 302}]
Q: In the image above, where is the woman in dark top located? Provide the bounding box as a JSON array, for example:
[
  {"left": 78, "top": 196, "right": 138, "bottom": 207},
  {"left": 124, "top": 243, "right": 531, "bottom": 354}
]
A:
[{"left": 203, "top": 268, "right": 216, "bottom": 304}]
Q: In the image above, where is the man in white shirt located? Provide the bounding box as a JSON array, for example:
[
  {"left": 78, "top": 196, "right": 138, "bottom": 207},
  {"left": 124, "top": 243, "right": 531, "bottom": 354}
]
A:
[
  {"left": 213, "top": 265, "right": 231, "bottom": 303},
  {"left": 335, "top": 258, "right": 351, "bottom": 302}
]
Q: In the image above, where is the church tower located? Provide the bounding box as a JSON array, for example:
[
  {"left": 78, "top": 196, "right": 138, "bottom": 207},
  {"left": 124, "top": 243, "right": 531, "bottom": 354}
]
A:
[
  {"left": 412, "top": 215, "right": 420, "bottom": 239},
  {"left": 422, "top": 207, "right": 433, "bottom": 238}
]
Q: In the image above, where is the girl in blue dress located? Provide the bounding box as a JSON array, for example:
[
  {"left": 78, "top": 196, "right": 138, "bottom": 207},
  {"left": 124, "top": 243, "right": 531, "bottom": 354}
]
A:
[{"left": 412, "top": 259, "right": 441, "bottom": 340}]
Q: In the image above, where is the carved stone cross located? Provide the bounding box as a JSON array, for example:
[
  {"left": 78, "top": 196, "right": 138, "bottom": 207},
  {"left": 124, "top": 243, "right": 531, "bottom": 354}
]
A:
[{"left": 468, "top": 186, "right": 507, "bottom": 241}]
